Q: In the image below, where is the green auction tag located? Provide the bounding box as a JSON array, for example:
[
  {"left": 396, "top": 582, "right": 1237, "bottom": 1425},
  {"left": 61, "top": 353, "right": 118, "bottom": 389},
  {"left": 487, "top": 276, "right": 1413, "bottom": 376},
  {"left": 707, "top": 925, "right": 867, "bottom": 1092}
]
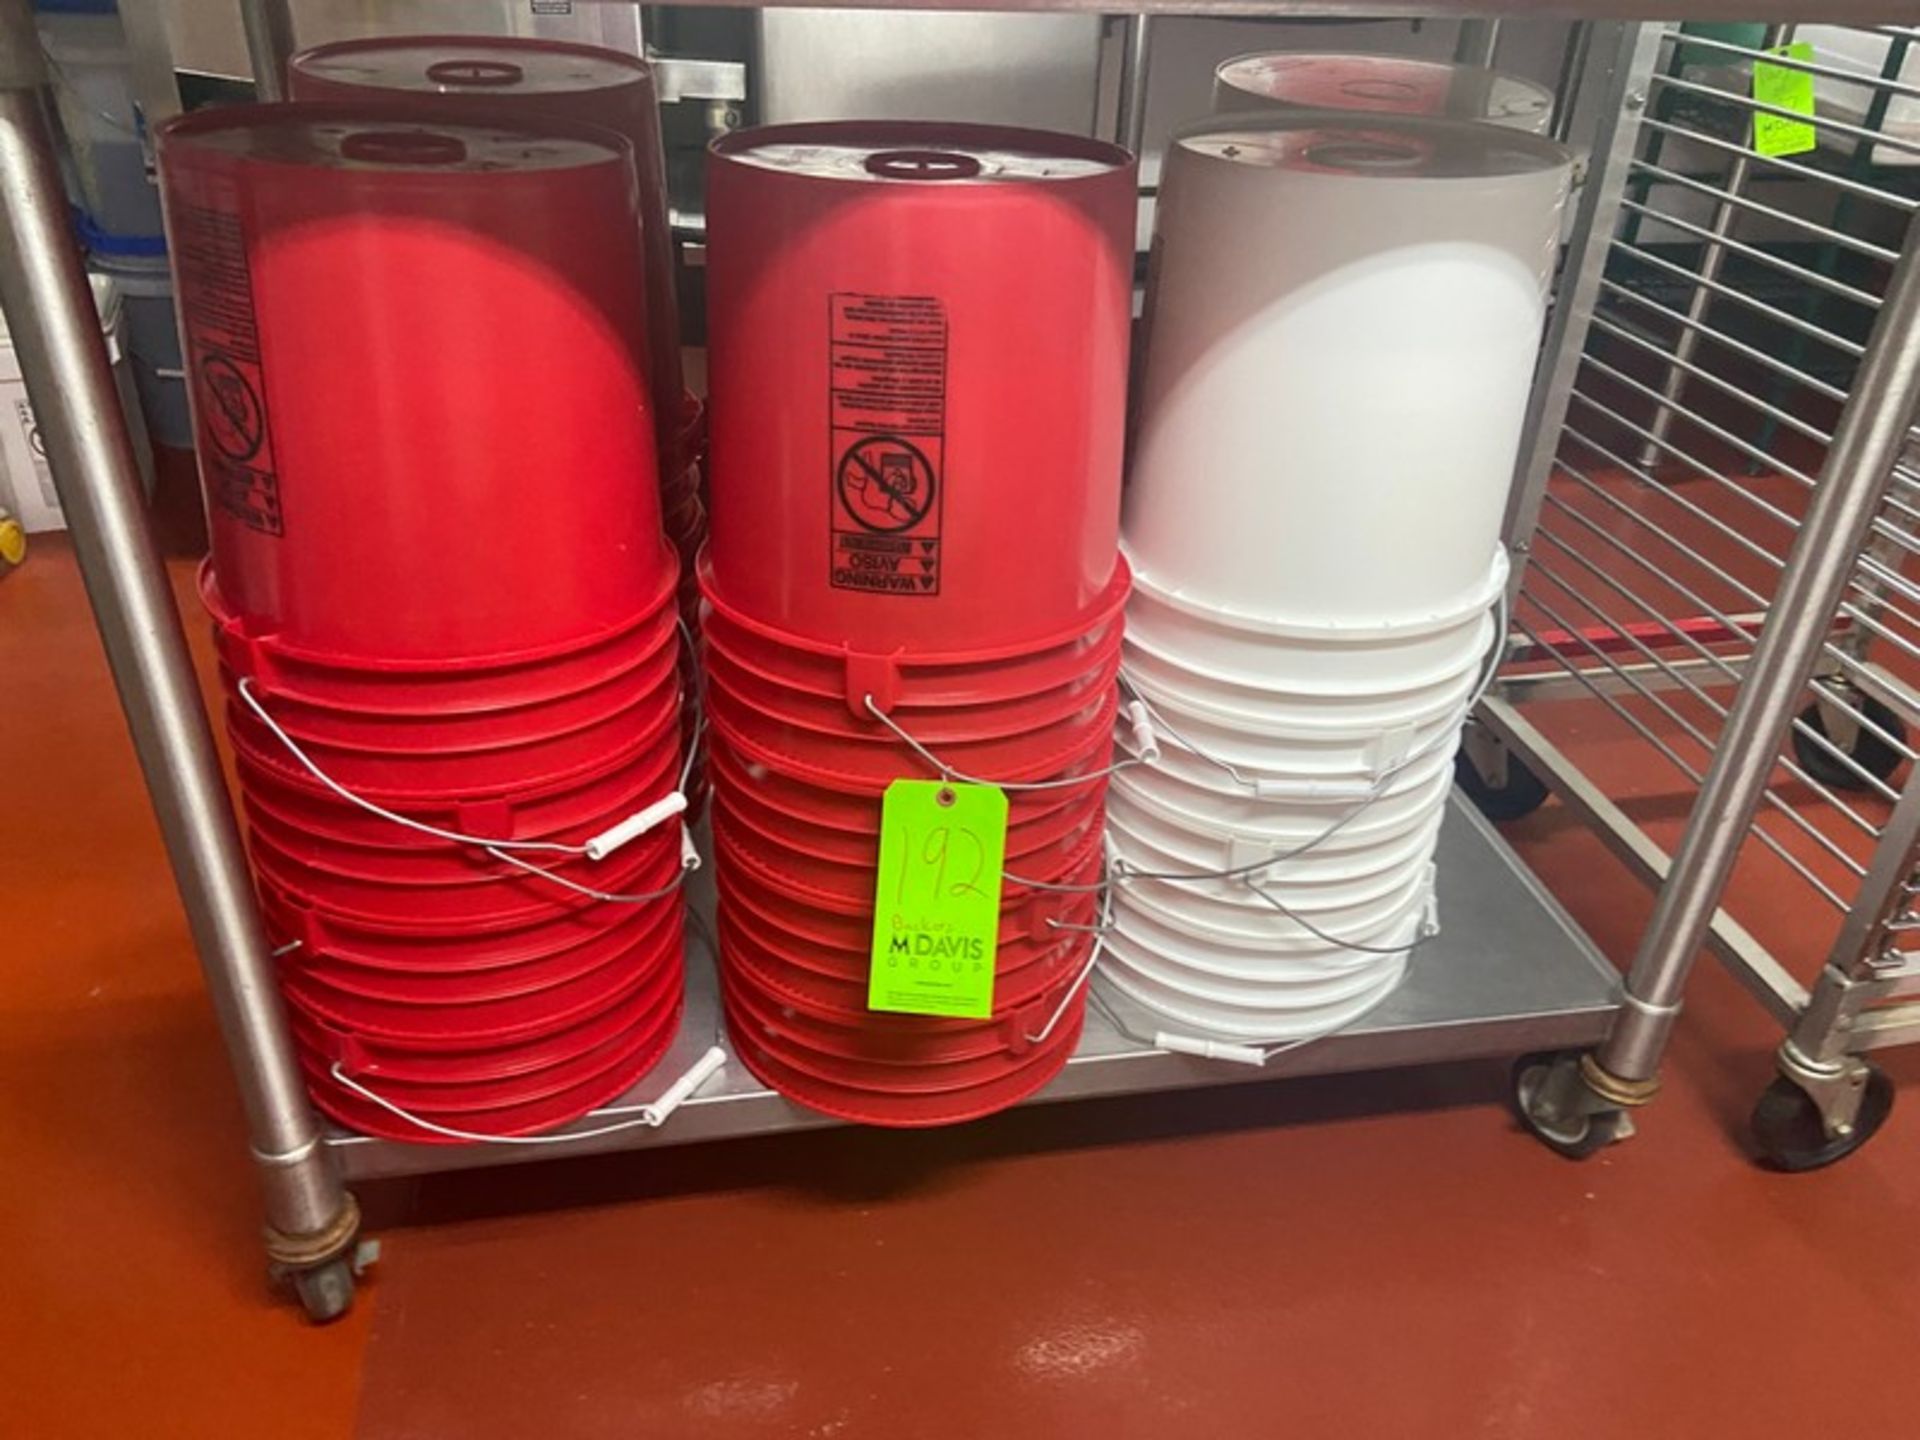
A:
[
  {"left": 1753, "top": 43, "right": 1817, "bottom": 159},
  {"left": 869, "top": 779, "right": 1008, "bottom": 1019}
]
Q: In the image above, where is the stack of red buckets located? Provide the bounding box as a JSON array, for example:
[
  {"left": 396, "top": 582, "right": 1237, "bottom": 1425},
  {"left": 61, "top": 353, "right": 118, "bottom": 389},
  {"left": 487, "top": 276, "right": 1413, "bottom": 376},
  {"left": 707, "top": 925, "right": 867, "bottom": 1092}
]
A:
[
  {"left": 159, "top": 105, "right": 688, "bottom": 1142},
  {"left": 701, "top": 122, "right": 1137, "bottom": 1125},
  {"left": 288, "top": 35, "right": 710, "bottom": 806}
]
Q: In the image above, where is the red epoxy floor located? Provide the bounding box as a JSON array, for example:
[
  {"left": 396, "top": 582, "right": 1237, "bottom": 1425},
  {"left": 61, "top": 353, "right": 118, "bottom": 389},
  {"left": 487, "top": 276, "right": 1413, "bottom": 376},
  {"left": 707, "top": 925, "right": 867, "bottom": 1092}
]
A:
[{"left": 6, "top": 467, "right": 1919, "bottom": 1438}]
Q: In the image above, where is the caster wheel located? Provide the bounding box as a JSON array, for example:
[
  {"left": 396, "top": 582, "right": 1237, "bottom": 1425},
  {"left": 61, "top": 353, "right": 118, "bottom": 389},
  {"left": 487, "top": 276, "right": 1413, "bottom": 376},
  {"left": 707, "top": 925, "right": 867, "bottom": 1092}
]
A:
[
  {"left": 1792, "top": 697, "right": 1907, "bottom": 790},
  {"left": 1512, "top": 1051, "right": 1625, "bottom": 1160},
  {"left": 1752, "top": 1066, "right": 1894, "bottom": 1172},
  {"left": 290, "top": 1258, "right": 356, "bottom": 1324},
  {"left": 1455, "top": 747, "right": 1550, "bottom": 822}
]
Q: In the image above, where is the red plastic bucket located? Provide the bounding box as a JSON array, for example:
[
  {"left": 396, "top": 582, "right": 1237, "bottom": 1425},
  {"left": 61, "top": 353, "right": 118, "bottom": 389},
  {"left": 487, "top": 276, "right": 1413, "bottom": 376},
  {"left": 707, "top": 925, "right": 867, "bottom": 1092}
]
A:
[
  {"left": 712, "top": 804, "right": 1102, "bottom": 916},
  {"left": 708, "top": 683, "right": 1120, "bottom": 793},
  {"left": 722, "top": 966, "right": 1075, "bottom": 1085},
  {"left": 236, "top": 716, "right": 682, "bottom": 857},
  {"left": 703, "top": 728, "right": 1095, "bottom": 838},
  {"left": 227, "top": 669, "right": 681, "bottom": 800},
  {"left": 258, "top": 870, "right": 655, "bottom": 972},
  {"left": 222, "top": 628, "right": 680, "bottom": 754},
  {"left": 160, "top": 104, "right": 666, "bottom": 662},
  {"left": 278, "top": 893, "right": 679, "bottom": 1004},
  {"left": 721, "top": 898, "right": 1090, "bottom": 1006},
  {"left": 726, "top": 1005, "right": 1083, "bottom": 1127},
  {"left": 303, "top": 996, "right": 682, "bottom": 1143},
  {"left": 281, "top": 912, "right": 683, "bottom": 1049},
  {"left": 291, "top": 956, "right": 673, "bottom": 1079},
  {"left": 248, "top": 817, "right": 683, "bottom": 931},
  {"left": 711, "top": 788, "right": 1103, "bottom": 910},
  {"left": 698, "top": 554, "right": 1130, "bottom": 712},
  {"left": 705, "top": 122, "right": 1133, "bottom": 652},
  {"left": 301, "top": 984, "right": 677, "bottom": 1116},
  {"left": 712, "top": 852, "right": 1094, "bottom": 970},
  {"left": 201, "top": 558, "right": 682, "bottom": 711},
  {"left": 290, "top": 37, "right": 689, "bottom": 475},
  {"left": 708, "top": 745, "right": 1102, "bottom": 863},
  {"left": 702, "top": 636, "right": 1122, "bottom": 744},
  {"left": 243, "top": 794, "right": 687, "bottom": 898}
]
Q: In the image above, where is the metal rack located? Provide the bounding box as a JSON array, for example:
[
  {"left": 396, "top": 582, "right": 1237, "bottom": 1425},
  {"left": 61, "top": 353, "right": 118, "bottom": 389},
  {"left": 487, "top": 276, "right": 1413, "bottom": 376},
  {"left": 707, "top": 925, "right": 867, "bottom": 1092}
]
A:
[
  {"left": 1480, "top": 19, "right": 1920, "bottom": 1171},
  {"left": 2, "top": 2, "right": 1915, "bottom": 1323}
]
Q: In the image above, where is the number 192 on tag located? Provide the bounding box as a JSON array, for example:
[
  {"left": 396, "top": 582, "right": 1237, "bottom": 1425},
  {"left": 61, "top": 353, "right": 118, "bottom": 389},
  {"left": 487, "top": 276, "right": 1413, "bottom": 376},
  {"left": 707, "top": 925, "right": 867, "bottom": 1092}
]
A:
[{"left": 868, "top": 780, "right": 1009, "bottom": 1019}]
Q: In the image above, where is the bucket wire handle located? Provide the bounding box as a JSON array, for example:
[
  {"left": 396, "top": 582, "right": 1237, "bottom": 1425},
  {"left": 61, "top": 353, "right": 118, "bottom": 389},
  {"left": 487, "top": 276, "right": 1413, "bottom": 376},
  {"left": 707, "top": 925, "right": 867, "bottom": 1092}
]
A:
[
  {"left": 860, "top": 691, "right": 1150, "bottom": 793},
  {"left": 326, "top": 1045, "right": 729, "bottom": 1146},
  {"left": 234, "top": 675, "right": 690, "bottom": 862},
  {"left": 1022, "top": 844, "right": 1118, "bottom": 1045}
]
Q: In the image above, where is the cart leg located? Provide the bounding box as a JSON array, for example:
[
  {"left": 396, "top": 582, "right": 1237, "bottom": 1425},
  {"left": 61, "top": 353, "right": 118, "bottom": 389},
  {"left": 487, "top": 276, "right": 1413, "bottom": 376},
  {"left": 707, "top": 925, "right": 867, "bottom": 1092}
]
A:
[
  {"left": 0, "top": 15, "right": 362, "bottom": 1318},
  {"left": 1517, "top": 221, "right": 1920, "bottom": 1156}
]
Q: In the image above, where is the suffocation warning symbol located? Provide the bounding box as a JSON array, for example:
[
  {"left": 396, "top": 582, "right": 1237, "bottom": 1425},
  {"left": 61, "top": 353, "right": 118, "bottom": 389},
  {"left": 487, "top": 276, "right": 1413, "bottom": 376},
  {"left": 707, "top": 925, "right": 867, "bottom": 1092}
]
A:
[
  {"left": 837, "top": 436, "right": 935, "bottom": 534},
  {"left": 828, "top": 292, "right": 947, "bottom": 597},
  {"left": 198, "top": 353, "right": 265, "bottom": 463}
]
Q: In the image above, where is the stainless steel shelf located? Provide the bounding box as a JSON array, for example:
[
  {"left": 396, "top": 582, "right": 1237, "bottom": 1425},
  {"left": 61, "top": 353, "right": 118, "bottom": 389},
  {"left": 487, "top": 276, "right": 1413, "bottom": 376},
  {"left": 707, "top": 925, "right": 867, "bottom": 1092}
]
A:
[{"left": 331, "top": 794, "right": 1621, "bottom": 1182}]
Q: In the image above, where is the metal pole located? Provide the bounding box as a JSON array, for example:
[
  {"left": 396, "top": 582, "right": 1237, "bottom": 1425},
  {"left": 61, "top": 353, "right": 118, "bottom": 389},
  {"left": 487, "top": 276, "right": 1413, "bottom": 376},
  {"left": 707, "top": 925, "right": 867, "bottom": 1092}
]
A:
[
  {"left": 238, "top": 0, "right": 296, "bottom": 103},
  {"left": 1635, "top": 23, "right": 1789, "bottom": 473},
  {"left": 0, "top": 13, "right": 348, "bottom": 1250},
  {"left": 1597, "top": 225, "right": 1920, "bottom": 1084},
  {"left": 1501, "top": 24, "right": 1660, "bottom": 584},
  {"left": 1454, "top": 19, "right": 1502, "bottom": 69},
  {"left": 1115, "top": 14, "right": 1153, "bottom": 156}
]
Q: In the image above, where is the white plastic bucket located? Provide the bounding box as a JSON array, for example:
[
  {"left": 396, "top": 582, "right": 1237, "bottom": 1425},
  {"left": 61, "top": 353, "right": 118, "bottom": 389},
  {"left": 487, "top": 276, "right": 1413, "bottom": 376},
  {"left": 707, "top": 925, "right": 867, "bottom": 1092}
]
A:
[
  {"left": 1111, "top": 737, "right": 1455, "bottom": 840},
  {"left": 1124, "top": 113, "right": 1571, "bottom": 625},
  {"left": 1115, "top": 862, "right": 1432, "bottom": 954},
  {"left": 1105, "top": 922, "right": 1396, "bottom": 1007},
  {"left": 1124, "top": 548, "right": 1507, "bottom": 688},
  {"left": 0, "top": 272, "right": 152, "bottom": 532},
  {"left": 1123, "top": 611, "right": 1491, "bottom": 728},
  {"left": 1127, "top": 633, "right": 1482, "bottom": 736},
  {"left": 1108, "top": 758, "right": 1452, "bottom": 862},
  {"left": 1130, "top": 673, "right": 1472, "bottom": 781},
  {"left": 1096, "top": 934, "right": 1411, "bottom": 1041},
  {"left": 1112, "top": 885, "right": 1426, "bottom": 971},
  {"left": 1212, "top": 52, "right": 1555, "bottom": 134},
  {"left": 1108, "top": 809, "right": 1441, "bottom": 916}
]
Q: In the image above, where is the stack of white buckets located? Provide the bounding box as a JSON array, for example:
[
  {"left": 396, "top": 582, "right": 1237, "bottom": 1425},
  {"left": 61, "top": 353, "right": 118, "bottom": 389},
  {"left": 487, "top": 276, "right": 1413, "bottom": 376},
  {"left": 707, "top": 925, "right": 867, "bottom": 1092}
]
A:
[{"left": 1098, "top": 109, "right": 1575, "bottom": 1048}]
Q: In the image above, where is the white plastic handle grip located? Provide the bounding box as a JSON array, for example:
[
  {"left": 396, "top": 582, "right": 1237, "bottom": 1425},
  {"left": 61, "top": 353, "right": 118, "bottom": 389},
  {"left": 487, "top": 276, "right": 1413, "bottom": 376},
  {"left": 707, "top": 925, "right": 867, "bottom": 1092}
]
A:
[
  {"left": 646, "top": 1046, "right": 727, "bottom": 1122},
  {"left": 584, "top": 792, "right": 689, "bottom": 861},
  {"left": 1124, "top": 699, "right": 1161, "bottom": 764},
  {"left": 1251, "top": 776, "right": 1377, "bottom": 802},
  {"left": 1154, "top": 1032, "right": 1269, "bottom": 1066}
]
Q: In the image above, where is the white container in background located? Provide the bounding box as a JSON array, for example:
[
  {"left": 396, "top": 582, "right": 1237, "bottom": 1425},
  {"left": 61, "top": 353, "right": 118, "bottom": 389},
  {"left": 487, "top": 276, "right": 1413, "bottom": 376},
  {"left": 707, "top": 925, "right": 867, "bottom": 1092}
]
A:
[
  {"left": 83, "top": 228, "right": 190, "bottom": 449},
  {"left": 1125, "top": 115, "right": 1571, "bottom": 627},
  {"left": 0, "top": 272, "right": 154, "bottom": 532},
  {"left": 1213, "top": 52, "right": 1554, "bottom": 134}
]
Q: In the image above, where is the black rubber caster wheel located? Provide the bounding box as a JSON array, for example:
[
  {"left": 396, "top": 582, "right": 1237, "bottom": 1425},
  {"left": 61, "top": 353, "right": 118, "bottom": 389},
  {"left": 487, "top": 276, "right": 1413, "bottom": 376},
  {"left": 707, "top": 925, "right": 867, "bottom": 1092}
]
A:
[
  {"left": 1792, "top": 697, "right": 1907, "bottom": 791},
  {"left": 290, "top": 1258, "right": 356, "bottom": 1324},
  {"left": 1455, "top": 747, "right": 1550, "bottom": 822},
  {"left": 1512, "top": 1052, "right": 1625, "bottom": 1160},
  {"left": 1752, "top": 1066, "right": 1895, "bottom": 1172}
]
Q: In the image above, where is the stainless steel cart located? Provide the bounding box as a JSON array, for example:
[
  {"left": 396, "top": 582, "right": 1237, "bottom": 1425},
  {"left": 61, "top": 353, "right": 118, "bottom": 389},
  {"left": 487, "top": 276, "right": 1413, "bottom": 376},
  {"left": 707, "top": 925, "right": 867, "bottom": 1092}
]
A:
[
  {"left": 2, "top": 2, "right": 1914, "bottom": 1325},
  {"left": 1477, "top": 17, "right": 1920, "bottom": 1171}
]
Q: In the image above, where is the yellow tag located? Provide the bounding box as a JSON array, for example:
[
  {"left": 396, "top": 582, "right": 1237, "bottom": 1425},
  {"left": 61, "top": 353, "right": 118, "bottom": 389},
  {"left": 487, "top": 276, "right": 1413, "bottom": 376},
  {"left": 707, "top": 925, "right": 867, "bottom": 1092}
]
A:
[
  {"left": 0, "top": 518, "right": 25, "bottom": 568},
  {"left": 869, "top": 779, "right": 1007, "bottom": 1019},
  {"left": 1753, "top": 43, "right": 1817, "bottom": 159}
]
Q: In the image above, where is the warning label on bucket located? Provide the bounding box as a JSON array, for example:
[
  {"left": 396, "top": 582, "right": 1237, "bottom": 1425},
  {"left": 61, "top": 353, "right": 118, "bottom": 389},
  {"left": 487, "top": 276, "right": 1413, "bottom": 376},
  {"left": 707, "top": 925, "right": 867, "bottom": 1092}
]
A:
[
  {"left": 168, "top": 168, "right": 283, "bottom": 537},
  {"left": 829, "top": 293, "right": 946, "bottom": 595}
]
